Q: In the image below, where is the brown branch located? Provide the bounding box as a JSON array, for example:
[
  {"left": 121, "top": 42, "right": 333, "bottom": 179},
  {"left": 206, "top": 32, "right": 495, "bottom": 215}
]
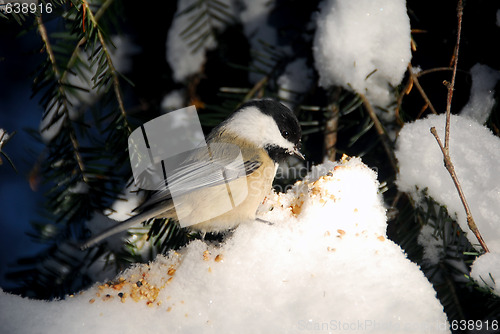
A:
[
  {"left": 444, "top": 0, "right": 464, "bottom": 151},
  {"left": 429, "top": 0, "right": 488, "bottom": 253},
  {"left": 324, "top": 107, "right": 339, "bottom": 161},
  {"left": 430, "top": 127, "right": 489, "bottom": 253},
  {"left": 395, "top": 64, "right": 439, "bottom": 126},
  {"left": 360, "top": 94, "right": 398, "bottom": 173},
  {"left": 324, "top": 88, "right": 341, "bottom": 161},
  {"left": 408, "top": 64, "right": 438, "bottom": 115},
  {"left": 395, "top": 76, "right": 411, "bottom": 126},
  {"left": 244, "top": 75, "right": 268, "bottom": 101},
  {"left": 417, "top": 67, "right": 453, "bottom": 77}
]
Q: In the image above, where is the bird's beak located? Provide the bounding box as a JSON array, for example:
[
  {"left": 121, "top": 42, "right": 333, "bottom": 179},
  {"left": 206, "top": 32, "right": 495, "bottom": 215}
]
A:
[{"left": 292, "top": 146, "right": 305, "bottom": 160}]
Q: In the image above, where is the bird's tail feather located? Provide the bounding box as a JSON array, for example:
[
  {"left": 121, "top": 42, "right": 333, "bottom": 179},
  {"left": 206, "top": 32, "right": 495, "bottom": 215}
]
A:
[{"left": 79, "top": 203, "right": 174, "bottom": 250}]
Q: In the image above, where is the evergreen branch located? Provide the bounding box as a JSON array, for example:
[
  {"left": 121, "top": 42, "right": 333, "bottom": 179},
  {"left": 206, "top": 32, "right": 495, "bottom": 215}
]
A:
[
  {"left": 82, "top": 0, "right": 131, "bottom": 134},
  {"left": 60, "top": 0, "right": 114, "bottom": 84},
  {"left": 177, "top": 0, "right": 235, "bottom": 53},
  {"left": 37, "top": 15, "right": 61, "bottom": 79},
  {"left": 0, "top": 129, "right": 17, "bottom": 172},
  {"left": 36, "top": 14, "right": 89, "bottom": 183},
  {"left": 359, "top": 94, "right": 398, "bottom": 173},
  {"left": 189, "top": 29, "right": 212, "bottom": 53},
  {"left": 180, "top": 11, "right": 208, "bottom": 39}
]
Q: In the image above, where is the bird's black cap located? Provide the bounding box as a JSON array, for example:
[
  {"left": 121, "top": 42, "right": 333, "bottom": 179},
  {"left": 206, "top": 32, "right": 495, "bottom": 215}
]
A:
[{"left": 237, "top": 98, "right": 302, "bottom": 147}]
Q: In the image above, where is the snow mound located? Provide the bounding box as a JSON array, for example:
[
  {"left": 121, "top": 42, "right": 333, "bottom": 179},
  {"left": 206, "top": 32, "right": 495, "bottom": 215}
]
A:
[
  {"left": 313, "top": 0, "right": 411, "bottom": 108},
  {"left": 396, "top": 113, "right": 500, "bottom": 297},
  {"left": 460, "top": 63, "right": 500, "bottom": 125},
  {"left": 396, "top": 114, "right": 500, "bottom": 254},
  {"left": 1, "top": 157, "right": 449, "bottom": 333},
  {"left": 470, "top": 252, "right": 500, "bottom": 296}
]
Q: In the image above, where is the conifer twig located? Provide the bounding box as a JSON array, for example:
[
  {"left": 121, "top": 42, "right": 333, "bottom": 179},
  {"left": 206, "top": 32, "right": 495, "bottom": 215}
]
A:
[
  {"left": 408, "top": 64, "right": 438, "bottom": 115},
  {"left": 244, "top": 76, "right": 268, "bottom": 100},
  {"left": 0, "top": 129, "right": 17, "bottom": 172},
  {"left": 83, "top": 0, "right": 131, "bottom": 134},
  {"left": 359, "top": 94, "right": 398, "bottom": 173},
  {"left": 61, "top": 0, "right": 114, "bottom": 84},
  {"left": 429, "top": 0, "right": 489, "bottom": 253},
  {"left": 37, "top": 15, "right": 89, "bottom": 183}
]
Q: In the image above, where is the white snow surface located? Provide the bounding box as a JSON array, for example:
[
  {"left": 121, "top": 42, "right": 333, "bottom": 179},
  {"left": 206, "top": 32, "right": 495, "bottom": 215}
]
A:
[
  {"left": 397, "top": 66, "right": 500, "bottom": 296},
  {"left": 239, "top": 0, "right": 275, "bottom": 44},
  {"left": 459, "top": 63, "right": 500, "bottom": 125},
  {"left": 166, "top": 0, "right": 217, "bottom": 82},
  {"left": 166, "top": 0, "right": 280, "bottom": 83},
  {"left": 470, "top": 252, "right": 500, "bottom": 296},
  {"left": 166, "top": 0, "right": 238, "bottom": 82},
  {"left": 313, "top": 0, "right": 411, "bottom": 108},
  {"left": 1, "top": 157, "right": 449, "bottom": 333},
  {"left": 278, "top": 58, "right": 314, "bottom": 107},
  {"left": 161, "top": 90, "right": 187, "bottom": 113},
  {"left": 418, "top": 223, "right": 444, "bottom": 266},
  {"left": 396, "top": 114, "right": 500, "bottom": 254}
]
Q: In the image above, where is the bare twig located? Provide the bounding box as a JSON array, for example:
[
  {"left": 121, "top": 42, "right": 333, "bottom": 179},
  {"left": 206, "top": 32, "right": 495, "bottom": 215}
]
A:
[
  {"left": 430, "top": 127, "right": 489, "bottom": 252},
  {"left": 408, "top": 64, "right": 438, "bottom": 115},
  {"left": 360, "top": 94, "right": 398, "bottom": 173},
  {"left": 244, "top": 75, "right": 268, "bottom": 101},
  {"left": 417, "top": 67, "right": 453, "bottom": 77},
  {"left": 395, "top": 64, "right": 440, "bottom": 125},
  {"left": 430, "top": 0, "right": 489, "bottom": 253},
  {"left": 444, "top": 1, "right": 463, "bottom": 151}
]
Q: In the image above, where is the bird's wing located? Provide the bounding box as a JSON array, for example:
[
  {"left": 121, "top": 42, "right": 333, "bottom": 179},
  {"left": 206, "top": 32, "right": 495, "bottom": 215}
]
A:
[
  {"left": 136, "top": 144, "right": 261, "bottom": 212},
  {"left": 80, "top": 143, "right": 261, "bottom": 250}
]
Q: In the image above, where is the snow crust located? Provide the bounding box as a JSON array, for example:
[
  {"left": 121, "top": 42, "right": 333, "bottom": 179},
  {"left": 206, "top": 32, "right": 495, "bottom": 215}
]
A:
[
  {"left": 313, "top": 0, "right": 411, "bottom": 108},
  {"left": 1, "top": 157, "right": 449, "bottom": 333},
  {"left": 396, "top": 66, "right": 500, "bottom": 295},
  {"left": 470, "top": 252, "right": 500, "bottom": 296}
]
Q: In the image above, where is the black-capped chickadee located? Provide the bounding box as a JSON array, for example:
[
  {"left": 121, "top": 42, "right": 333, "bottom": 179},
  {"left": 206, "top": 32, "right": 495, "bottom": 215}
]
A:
[{"left": 80, "top": 98, "right": 303, "bottom": 249}]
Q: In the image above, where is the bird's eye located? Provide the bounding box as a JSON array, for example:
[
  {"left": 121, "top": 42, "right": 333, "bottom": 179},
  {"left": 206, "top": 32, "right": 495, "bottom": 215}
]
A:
[{"left": 282, "top": 130, "right": 289, "bottom": 138}]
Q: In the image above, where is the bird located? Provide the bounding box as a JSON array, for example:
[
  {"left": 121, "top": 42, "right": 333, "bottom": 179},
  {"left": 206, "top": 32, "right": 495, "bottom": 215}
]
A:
[{"left": 80, "top": 98, "right": 303, "bottom": 249}]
